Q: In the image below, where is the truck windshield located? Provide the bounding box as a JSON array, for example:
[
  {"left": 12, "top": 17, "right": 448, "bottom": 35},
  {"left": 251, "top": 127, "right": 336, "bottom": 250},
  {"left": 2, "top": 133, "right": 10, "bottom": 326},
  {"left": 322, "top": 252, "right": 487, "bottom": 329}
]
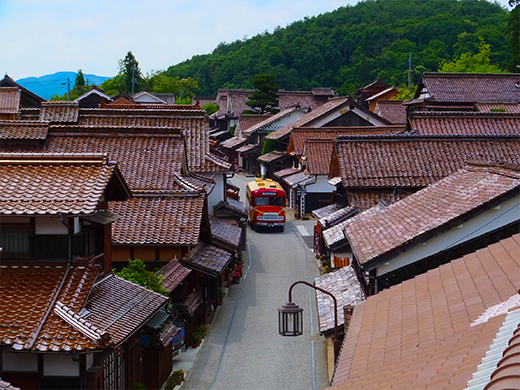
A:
[{"left": 255, "top": 196, "right": 285, "bottom": 206}]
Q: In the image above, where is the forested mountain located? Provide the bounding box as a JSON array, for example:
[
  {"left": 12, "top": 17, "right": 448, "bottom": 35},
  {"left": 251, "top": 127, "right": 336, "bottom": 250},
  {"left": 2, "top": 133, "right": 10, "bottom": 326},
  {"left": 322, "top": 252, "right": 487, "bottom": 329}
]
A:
[{"left": 166, "top": 0, "right": 510, "bottom": 96}]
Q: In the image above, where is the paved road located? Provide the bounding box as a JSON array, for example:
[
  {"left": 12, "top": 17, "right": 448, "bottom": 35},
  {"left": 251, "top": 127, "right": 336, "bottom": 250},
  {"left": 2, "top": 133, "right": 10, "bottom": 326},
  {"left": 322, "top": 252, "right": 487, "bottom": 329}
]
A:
[{"left": 183, "top": 173, "right": 328, "bottom": 390}]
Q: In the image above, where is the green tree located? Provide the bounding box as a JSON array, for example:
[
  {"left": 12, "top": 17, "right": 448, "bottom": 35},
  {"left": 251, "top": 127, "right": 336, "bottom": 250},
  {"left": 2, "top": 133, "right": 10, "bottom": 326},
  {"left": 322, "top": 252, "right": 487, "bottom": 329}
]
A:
[
  {"left": 438, "top": 39, "right": 505, "bottom": 73},
  {"left": 100, "top": 74, "right": 125, "bottom": 96},
  {"left": 119, "top": 51, "right": 143, "bottom": 93},
  {"left": 202, "top": 103, "right": 219, "bottom": 116},
  {"left": 246, "top": 73, "right": 279, "bottom": 114},
  {"left": 116, "top": 259, "right": 168, "bottom": 296},
  {"left": 506, "top": 1, "right": 520, "bottom": 72}
]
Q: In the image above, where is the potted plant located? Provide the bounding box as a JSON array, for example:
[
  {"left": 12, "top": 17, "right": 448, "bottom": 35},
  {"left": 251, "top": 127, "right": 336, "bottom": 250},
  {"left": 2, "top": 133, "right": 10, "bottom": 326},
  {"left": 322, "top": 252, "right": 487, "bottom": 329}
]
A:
[
  {"left": 171, "top": 370, "right": 185, "bottom": 386},
  {"left": 191, "top": 329, "right": 202, "bottom": 348}
]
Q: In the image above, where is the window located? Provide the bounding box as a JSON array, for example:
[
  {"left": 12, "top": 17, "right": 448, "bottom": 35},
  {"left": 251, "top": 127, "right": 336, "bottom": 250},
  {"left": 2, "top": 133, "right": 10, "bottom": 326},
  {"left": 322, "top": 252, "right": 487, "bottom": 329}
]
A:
[
  {"left": 254, "top": 196, "right": 285, "bottom": 207},
  {"left": 0, "top": 224, "right": 33, "bottom": 259}
]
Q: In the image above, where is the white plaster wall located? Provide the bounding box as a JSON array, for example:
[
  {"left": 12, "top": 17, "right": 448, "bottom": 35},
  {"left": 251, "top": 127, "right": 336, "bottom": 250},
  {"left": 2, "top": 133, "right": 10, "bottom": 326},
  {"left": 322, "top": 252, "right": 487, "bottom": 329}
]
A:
[
  {"left": 2, "top": 346, "right": 38, "bottom": 371},
  {"left": 377, "top": 195, "right": 520, "bottom": 277},
  {"left": 35, "top": 217, "right": 68, "bottom": 234},
  {"left": 43, "top": 354, "right": 80, "bottom": 376},
  {"left": 306, "top": 175, "right": 335, "bottom": 193},
  {"left": 205, "top": 173, "right": 225, "bottom": 214}
]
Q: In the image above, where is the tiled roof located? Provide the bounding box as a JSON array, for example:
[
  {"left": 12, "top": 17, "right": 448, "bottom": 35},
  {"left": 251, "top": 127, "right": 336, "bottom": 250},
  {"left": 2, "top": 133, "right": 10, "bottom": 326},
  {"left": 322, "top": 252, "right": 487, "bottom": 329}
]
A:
[
  {"left": 209, "top": 215, "right": 242, "bottom": 249},
  {"left": 420, "top": 72, "right": 520, "bottom": 103},
  {"left": 236, "top": 143, "right": 261, "bottom": 153},
  {"left": 175, "top": 292, "right": 203, "bottom": 317},
  {"left": 257, "top": 150, "right": 287, "bottom": 163},
  {"left": 323, "top": 202, "right": 387, "bottom": 249},
  {"left": 0, "top": 153, "right": 118, "bottom": 215},
  {"left": 305, "top": 139, "right": 334, "bottom": 175},
  {"left": 288, "top": 126, "right": 403, "bottom": 157},
  {"left": 475, "top": 102, "right": 520, "bottom": 113},
  {"left": 0, "top": 378, "right": 20, "bottom": 390},
  {"left": 410, "top": 112, "right": 520, "bottom": 136},
  {"left": 273, "top": 166, "right": 300, "bottom": 178},
  {"left": 4, "top": 134, "right": 185, "bottom": 193},
  {"left": 238, "top": 114, "right": 272, "bottom": 132},
  {"left": 312, "top": 88, "right": 336, "bottom": 97},
  {"left": 266, "top": 97, "right": 351, "bottom": 140},
  {"left": 220, "top": 136, "right": 247, "bottom": 149},
  {"left": 347, "top": 189, "right": 412, "bottom": 212},
  {"left": 181, "top": 242, "right": 232, "bottom": 276},
  {"left": 157, "top": 259, "right": 191, "bottom": 294},
  {"left": 40, "top": 101, "right": 79, "bottom": 123},
  {"left": 343, "top": 163, "right": 520, "bottom": 267},
  {"left": 335, "top": 136, "right": 520, "bottom": 188},
  {"left": 283, "top": 171, "right": 312, "bottom": 187},
  {"left": 76, "top": 107, "right": 222, "bottom": 174},
  {"left": 0, "top": 75, "right": 44, "bottom": 105},
  {"left": 0, "top": 261, "right": 99, "bottom": 352},
  {"left": 242, "top": 107, "right": 306, "bottom": 137},
  {"left": 315, "top": 266, "right": 366, "bottom": 333},
  {"left": 318, "top": 205, "right": 357, "bottom": 229},
  {"left": 0, "top": 87, "right": 20, "bottom": 114},
  {"left": 374, "top": 100, "right": 407, "bottom": 124},
  {"left": 212, "top": 89, "right": 335, "bottom": 119},
  {"left": 312, "top": 203, "right": 343, "bottom": 220},
  {"left": 84, "top": 274, "right": 168, "bottom": 346},
  {"left": 157, "top": 320, "right": 179, "bottom": 347},
  {"left": 0, "top": 120, "right": 49, "bottom": 140},
  {"left": 214, "top": 199, "right": 248, "bottom": 218},
  {"left": 109, "top": 196, "right": 205, "bottom": 245},
  {"left": 329, "top": 234, "right": 520, "bottom": 389},
  {"left": 204, "top": 152, "right": 232, "bottom": 173}
]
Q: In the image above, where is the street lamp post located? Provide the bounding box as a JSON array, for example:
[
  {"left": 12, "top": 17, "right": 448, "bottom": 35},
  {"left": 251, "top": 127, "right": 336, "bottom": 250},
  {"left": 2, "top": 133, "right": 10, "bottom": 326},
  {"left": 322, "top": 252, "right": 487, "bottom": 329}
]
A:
[{"left": 277, "top": 280, "right": 341, "bottom": 363}]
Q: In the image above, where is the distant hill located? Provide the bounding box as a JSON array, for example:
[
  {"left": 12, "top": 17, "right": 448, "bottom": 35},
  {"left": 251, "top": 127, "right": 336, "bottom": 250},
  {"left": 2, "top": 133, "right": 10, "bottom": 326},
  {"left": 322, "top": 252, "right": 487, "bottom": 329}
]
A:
[
  {"left": 16, "top": 72, "right": 111, "bottom": 100},
  {"left": 166, "top": 0, "right": 510, "bottom": 96}
]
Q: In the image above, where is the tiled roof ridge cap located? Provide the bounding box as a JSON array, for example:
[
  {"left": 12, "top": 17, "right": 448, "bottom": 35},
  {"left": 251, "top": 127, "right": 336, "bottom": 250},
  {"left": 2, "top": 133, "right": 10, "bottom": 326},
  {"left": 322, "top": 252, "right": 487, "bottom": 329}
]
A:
[
  {"left": 411, "top": 111, "right": 520, "bottom": 118},
  {"left": 48, "top": 132, "right": 181, "bottom": 138},
  {"left": 335, "top": 134, "right": 520, "bottom": 141},
  {"left": 0, "top": 86, "right": 20, "bottom": 91},
  {"left": 466, "top": 161, "right": 520, "bottom": 178},
  {"left": 205, "top": 153, "right": 232, "bottom": 169},
  {"left": 0, "top": 120, "right": 49, "bottom": 125},
  {"left": 53, "top": 301, "right": 111, "bottom": 345},
  {"left": 0, "top": 152, "right": 111, "bottom": 165},
  {"left": 424, "top": 72, "right": 520, "bottom": 77},
  {"left": 173, "top": 172, "right": 205, "bottom": 193},
  {"left": 41, "top": 100, "right": 79, "bottom": 106}
]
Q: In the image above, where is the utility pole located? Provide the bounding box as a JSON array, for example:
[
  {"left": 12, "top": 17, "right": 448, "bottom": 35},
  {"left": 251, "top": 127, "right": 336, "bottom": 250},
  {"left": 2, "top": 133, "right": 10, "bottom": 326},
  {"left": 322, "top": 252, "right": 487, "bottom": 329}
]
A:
[
  {"left": 67, "top": 78, "right": 70, "bottom": 101},
  {"left": 86, "top": 78, "right": 89, "bottom": 87},
  {"left": 408, "top": 53, "right": 412, "bottom": 91}
]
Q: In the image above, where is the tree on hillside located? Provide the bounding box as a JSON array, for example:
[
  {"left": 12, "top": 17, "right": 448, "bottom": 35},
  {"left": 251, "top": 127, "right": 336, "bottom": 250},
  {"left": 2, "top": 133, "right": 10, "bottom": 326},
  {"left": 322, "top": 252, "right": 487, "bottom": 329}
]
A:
[
  {"left": 119, "top": 51, "right": 144, "bottom": 93},
  {"left": 145, "top": 70, "right": 199, "bottom": 102},
  {"left": 506, "top": 1, "right": 519, "bottom": 72},
  {"left": 50, "top": 69, "right": 88, "bottom": 101},
  {"left": 438, "top": 39, "right": 504, "bottom": 73},
  {"left": 245, "top": 74, "right": 279, "bottom": 114}
]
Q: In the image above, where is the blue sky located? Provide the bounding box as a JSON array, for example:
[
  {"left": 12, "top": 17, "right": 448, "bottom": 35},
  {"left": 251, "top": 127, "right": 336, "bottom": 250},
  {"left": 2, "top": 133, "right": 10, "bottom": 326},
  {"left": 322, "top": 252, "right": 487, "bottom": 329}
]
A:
[{"left": 0, "top": 0, "right": 514, "bottom": 80}]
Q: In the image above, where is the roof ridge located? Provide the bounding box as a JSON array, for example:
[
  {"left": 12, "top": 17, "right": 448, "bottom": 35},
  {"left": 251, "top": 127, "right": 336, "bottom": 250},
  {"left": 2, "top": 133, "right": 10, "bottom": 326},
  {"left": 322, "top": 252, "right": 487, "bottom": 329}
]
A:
[{"left": 53, "top": 301, "right": 111, "bottom": 344}]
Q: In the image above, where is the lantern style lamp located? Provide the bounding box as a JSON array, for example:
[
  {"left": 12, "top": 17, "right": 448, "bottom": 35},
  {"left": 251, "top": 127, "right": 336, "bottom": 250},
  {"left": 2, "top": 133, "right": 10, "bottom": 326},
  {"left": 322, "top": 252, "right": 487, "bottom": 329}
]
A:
[
  {"left": 278, "top": 280, "right": 341, "bottom": 363},
  {"left": 278, "top": 302, "right": 303, "bottom": 336}
]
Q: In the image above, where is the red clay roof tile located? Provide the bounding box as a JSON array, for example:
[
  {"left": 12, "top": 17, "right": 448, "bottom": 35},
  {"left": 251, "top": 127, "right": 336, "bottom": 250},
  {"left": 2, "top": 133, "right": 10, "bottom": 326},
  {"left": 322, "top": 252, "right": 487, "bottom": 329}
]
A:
[{"left": 329, "top": 234, "right": 520, "bottom": 389}]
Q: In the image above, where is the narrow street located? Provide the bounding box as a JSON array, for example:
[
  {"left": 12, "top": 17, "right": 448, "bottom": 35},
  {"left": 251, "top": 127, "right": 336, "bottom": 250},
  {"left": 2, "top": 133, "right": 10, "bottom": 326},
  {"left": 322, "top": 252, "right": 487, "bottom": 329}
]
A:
[{"left": 183, "top": 173, "right": 328, "bottom": 390}]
